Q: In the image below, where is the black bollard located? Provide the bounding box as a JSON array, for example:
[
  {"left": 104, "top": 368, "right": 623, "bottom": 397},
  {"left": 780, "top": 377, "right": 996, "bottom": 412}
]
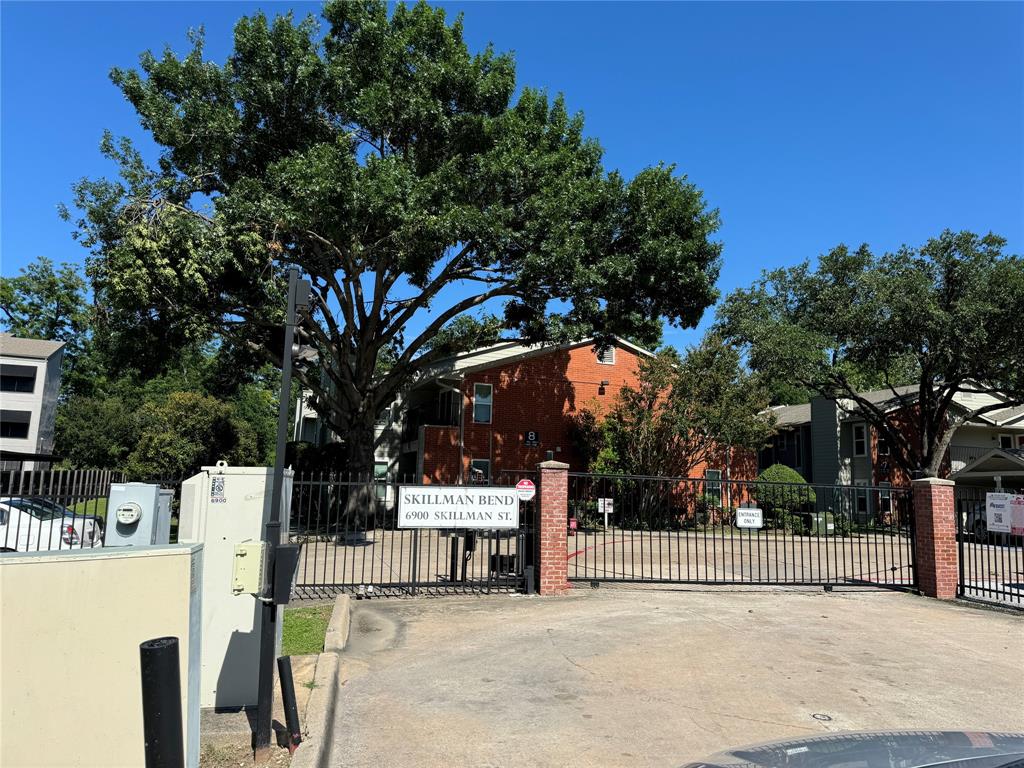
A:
[
  {"left": 277, "top": 657, "right": 303, "bottom": 753},
  {"left": 140, "top": 637, "right": 184, "bottom": 768}
]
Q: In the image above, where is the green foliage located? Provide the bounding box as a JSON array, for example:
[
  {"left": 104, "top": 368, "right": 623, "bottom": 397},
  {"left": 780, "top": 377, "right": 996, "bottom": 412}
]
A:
[
  {"left": 125, "top": 392, "right": 259, "bottom": 477},
  {"left": 719, "top": 230, "right": 1024, "bottom": 475},
  {"left": 591, "top": 335, "right": 776, "bottom": 477},
  {"left": 65, "top": 1, "right": 722, "bottom": 472},
  {"left": 754, "top": 464, "right": 815, "bottom": 531}
]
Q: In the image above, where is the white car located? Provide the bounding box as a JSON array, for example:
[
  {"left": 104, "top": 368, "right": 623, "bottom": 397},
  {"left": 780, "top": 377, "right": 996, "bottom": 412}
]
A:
[{"left": 0, "top": 497, "right": 104, "bottom": 552}]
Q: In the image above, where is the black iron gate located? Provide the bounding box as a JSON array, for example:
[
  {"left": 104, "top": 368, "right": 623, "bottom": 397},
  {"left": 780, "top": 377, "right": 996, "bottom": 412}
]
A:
[
  {"left": 955, "top": 485, "right": 1023, "bottom": 609},
  {"left": 567, "top": 473, "right": 916, "bottom": 589},
  {"left": 289, "top": 470, "right": 536, "bottom": 598}
]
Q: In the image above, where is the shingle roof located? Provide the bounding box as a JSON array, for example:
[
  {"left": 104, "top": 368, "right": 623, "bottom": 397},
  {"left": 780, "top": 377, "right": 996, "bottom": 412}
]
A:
[
  {"left": 0, "top": 334, "right": 65, "bottom": 360},
  {"left": 769, "top": 403, "right": 811, "bottom": 427}
]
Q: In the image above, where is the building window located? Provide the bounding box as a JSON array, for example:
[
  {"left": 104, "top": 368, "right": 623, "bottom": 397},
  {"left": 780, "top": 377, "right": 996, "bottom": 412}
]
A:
[
  {"left": 878, "top": 482, "right": 892, "bottom": 517},
  {"left": 469, "top": 459, "right": 490, "bottom": 485},
  {"left": 473, "top": 383, "right": 492, "bottom": 424},
  {"left": 373, "top": 461, "right": 388, "bottom": 500},
  {"left": 596, "top": 346, "right": 616, "bottom": 365},
  {"left": 853, "top": 423, "right": 867, "bottom": 457},
  {"left": 998, "top": 434, "right": 1013, "bottom": 450},
  {"left": 0, "top": 410, "right": 31, "bottom": 439},
  {"left": 0, "top": 372, "right": 35, "bottom": 393},
  {"left": 704, "top": 469, "right": 722, "bottom": 507},
  {"left": 777, "top": 431, "right": 787, "bottom": 451},
  {"left": 854, "top": 481, "right": 869, "bottom": 517},
  {"left": 1018, "top": 435, "right": 1024, "bottom": 449}
]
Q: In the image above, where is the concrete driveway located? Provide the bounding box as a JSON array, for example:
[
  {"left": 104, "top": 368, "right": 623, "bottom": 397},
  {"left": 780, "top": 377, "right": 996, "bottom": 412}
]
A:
[{"left": 326, "top": 587, "right": 1023, "bottom": 767}]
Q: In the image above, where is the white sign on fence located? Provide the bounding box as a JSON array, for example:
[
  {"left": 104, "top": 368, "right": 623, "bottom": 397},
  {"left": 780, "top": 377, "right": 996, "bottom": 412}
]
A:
[
  {"left": 598, "top": 498, "right": 614, "bottom": 528},
  {"left": 736, "top": 507, "right": 764, "bottom": 529},
  {"left": 986, "top": 492, "right": 1024, "bottom": 535},
  {"left": 398, "top": 486, "right": 519, "bottom": 529}
]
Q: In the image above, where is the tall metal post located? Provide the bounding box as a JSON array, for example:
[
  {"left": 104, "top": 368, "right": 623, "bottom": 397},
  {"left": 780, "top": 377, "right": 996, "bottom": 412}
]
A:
[{"left": 254, "top": 268, "right": 299, "bottom": 753}]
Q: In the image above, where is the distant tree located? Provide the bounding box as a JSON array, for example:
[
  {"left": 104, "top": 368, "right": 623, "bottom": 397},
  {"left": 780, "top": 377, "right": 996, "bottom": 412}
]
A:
[
  {"left": 582, "top": 336, "right": 776, "bottom": 477},
  {"left": 718, "top": 230, "right": 1024, "bottom": 477},
  {"left": 64, "top": 1, "right": 722, "bottom": 479},
  {"left": 125, "top": 391, "right": 259, "bottom": 477},
  {"left": 0, "top": 257, "right": 97, "bottom": 388}
]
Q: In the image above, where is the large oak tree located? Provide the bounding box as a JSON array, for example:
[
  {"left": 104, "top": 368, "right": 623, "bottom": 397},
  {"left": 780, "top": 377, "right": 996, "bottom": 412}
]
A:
[
  {"left": 718, "top": 230, "right": 1024, "bottom": 478},
  {"left": 66, "top": 1, "right": 722, "bottom": 474}
]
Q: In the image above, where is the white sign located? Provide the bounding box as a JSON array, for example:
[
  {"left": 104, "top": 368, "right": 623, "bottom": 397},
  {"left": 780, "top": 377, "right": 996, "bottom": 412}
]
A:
[
  {"left": 986, "top": 492, "right": 1024, "bottom": 535},
  {"left": 736, "top": 507, "right": 764, "bottom": 529},
  {"left": 598, "top": 498, "right": 614, "bottom": 527},
  {"left": 398, "top": 486, "right": 519, "bottom": 529},
  {"left": 516, "top": 479, "right": 536, "bottom": 502}
]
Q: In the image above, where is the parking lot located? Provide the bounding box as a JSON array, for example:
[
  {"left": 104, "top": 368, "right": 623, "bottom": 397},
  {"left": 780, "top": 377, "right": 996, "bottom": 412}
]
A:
[{"left": 325, "top": 588, "right": 1024, "bottom": 767}]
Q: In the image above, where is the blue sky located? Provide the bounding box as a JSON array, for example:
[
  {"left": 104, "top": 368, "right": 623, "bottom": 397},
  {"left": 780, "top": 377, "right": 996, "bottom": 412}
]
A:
[{"left": 2, "top": 1, "right": 1022, "bottom": 352}]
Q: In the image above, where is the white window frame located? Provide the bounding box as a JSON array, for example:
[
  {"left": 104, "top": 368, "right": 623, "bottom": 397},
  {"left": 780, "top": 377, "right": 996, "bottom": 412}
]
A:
[
  {"left": 373, "top": 461, "right": 389, "bottom": 501},
  {"left": 877, "top": 431, "right": 890, "bottom": 455},
  {"left": 596, "top": 346, "right": 616, "bottom": 365},
  {"left": 878, "top": 481, "right": 892, "bottom": 516},
  {"left": 998, "top": 433, "right": 1014, "bottom": 450},
  {"left": 854, "top": 479, "right": 869, "bottom": 516},
  {"left": 853, "top": 423, "right": 868, "bottom": 457},
  {"left": 469, "top": 459, "right": 491, "bottom": 485},
  {"left": 704, "top": 468, "right": 723, "bottom": 507},
  {"left": 472, "top": 383, "right": 493, "bottom": 424}
]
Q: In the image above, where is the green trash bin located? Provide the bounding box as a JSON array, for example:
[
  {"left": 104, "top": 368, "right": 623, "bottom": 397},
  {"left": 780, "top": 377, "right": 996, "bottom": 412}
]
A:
[{"left": 804, "top": 511, "right": 836, "bottom": 536}]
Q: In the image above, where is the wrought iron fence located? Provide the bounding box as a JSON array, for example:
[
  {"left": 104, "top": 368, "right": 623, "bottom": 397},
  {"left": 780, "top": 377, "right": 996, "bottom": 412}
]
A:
[
  {"left": 955, "top": 485, "right": 1023, "bottom": 609},
  {"left": 0, "top": 468, "right": 183, "bottom": 552},
  {"left": 567, "top": 473, "right": 915, "bottom": 588},
  {"left": 289, "top": 470, "right": 536, "bottom": 598}
]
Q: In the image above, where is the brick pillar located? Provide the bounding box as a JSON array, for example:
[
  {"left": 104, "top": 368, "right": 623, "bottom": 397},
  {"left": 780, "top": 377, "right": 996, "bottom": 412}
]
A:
[
  {"left": 912, "top": 477, "right": 958, "bottom": 600},
  {"left": 535, "top": 460, "right": 570, "bottom": 595}
]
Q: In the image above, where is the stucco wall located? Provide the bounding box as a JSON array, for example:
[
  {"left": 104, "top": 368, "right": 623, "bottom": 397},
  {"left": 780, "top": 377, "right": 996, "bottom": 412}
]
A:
[{"left": 0, "top": 545, "right": 202, "bottom": 768}]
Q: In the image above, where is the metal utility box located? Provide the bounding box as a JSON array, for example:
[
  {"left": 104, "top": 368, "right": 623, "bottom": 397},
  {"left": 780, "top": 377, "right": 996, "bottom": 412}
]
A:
[
  {"left": 178, "top": 463, "right": 293, "bottom": 709},
  {"left": 106, "top": 482, "right": 171, "bottom": 547},
  {"left": 805, "top": 510, "right": 837, "bottom": 536}
]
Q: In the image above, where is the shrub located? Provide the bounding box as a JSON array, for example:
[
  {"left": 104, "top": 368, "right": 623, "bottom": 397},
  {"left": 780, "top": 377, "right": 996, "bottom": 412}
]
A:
[{"left": 754, "top": 464, "right": 816, "bottom": 528}]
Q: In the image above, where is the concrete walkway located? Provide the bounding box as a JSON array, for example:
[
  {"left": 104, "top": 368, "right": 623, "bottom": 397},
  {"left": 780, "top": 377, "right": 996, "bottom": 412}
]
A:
[{"left": 326, "top": 588, "right": 1023, "bottom": 767}]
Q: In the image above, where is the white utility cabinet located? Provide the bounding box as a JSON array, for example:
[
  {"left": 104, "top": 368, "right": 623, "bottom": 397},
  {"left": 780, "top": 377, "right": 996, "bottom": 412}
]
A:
[{"left": 178, "top": 463, "right": 292, "bottom": 709}]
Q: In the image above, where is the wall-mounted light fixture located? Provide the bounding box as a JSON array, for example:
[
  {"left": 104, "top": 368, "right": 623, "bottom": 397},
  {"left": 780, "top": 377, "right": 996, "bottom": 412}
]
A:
[{"left": 599, "top": 379, "right": 610, "bottom": 395}]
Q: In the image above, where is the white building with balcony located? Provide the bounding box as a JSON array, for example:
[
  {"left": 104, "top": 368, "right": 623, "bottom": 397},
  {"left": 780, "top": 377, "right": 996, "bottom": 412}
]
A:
[{"left": 0, "top": 334, "right": 65, "bottom": 470}]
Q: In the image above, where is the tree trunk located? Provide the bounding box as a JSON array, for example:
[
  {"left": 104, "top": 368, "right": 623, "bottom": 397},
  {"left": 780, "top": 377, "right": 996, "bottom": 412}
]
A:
[{"left": 340, "top": 412, "right": 379, "bottom": 538}]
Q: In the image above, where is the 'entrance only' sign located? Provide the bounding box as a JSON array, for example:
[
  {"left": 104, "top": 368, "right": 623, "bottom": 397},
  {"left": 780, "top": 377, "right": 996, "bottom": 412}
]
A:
[{"left": 398, "top": 486, "right": 519, "bottom": 529}]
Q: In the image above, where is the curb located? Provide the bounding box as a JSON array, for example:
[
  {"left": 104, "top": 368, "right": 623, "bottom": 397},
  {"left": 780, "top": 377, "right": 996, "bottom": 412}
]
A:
[{"left": 292, "top": 594, "right": 350, "bottom": 768}]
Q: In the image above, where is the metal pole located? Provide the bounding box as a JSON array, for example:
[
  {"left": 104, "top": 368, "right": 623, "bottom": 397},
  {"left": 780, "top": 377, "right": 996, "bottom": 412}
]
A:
[
  {"left": 277, "top": 656, "right": 303, "bottom": 753},
  {"left": 140, "top": 637, "right": 184, "bottom": 768},
  {"left": 255, "top": 267, "right": 299, "bottom": 752}
]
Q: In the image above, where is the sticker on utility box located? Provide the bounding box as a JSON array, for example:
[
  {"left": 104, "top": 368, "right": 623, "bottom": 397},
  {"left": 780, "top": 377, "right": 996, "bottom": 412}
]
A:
[{"left": 736, "top": 507, "right": 763, "bottom": 529}]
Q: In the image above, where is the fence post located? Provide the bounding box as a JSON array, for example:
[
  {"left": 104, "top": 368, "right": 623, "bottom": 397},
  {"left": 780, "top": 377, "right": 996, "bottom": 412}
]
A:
[
  {"left": 912, "top": 477, "right": 957, "bottom": 600},
  {"left": 535, "top": 460, "right": 570, "bottom": 595}
]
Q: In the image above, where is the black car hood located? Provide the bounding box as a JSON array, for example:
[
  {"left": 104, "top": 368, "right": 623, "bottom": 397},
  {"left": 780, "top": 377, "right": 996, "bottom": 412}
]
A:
[{"left": 682, "top": 730, "right": 1024, "bottom": 768}]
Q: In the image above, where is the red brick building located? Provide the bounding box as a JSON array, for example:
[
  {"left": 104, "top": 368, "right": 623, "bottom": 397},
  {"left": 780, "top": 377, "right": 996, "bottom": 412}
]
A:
[{"left": 395, "top": 337, "right": 757, "bottom": 487}]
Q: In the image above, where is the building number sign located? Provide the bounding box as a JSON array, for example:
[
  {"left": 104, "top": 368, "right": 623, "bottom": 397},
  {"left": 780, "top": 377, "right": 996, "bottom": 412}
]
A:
[{"left": 524, "top": 430, "right": 540, "bottom": 447}]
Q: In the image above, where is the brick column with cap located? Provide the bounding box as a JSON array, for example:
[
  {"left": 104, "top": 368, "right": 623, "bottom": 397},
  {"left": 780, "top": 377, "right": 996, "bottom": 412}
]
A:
[
  {"left": 535, "top": 460, "right": 570, "bottom": 595},
  {"left": 912, "top": 477, "right": 958, "bottom": 600}
]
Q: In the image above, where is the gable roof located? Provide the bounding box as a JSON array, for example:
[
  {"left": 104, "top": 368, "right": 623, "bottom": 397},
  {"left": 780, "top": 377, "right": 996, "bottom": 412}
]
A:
[
  {"left": 950, "top": 447, "right": 1024, "bottom": 482},
  {"left": 0, "top": 334, "right": 65, "bottom": 361},
  {"left": 768, "top": 403, "right": 811, "bottom": 428},
  {"left": 417, "top": 336, "right": 656, "bottom": 381}
]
